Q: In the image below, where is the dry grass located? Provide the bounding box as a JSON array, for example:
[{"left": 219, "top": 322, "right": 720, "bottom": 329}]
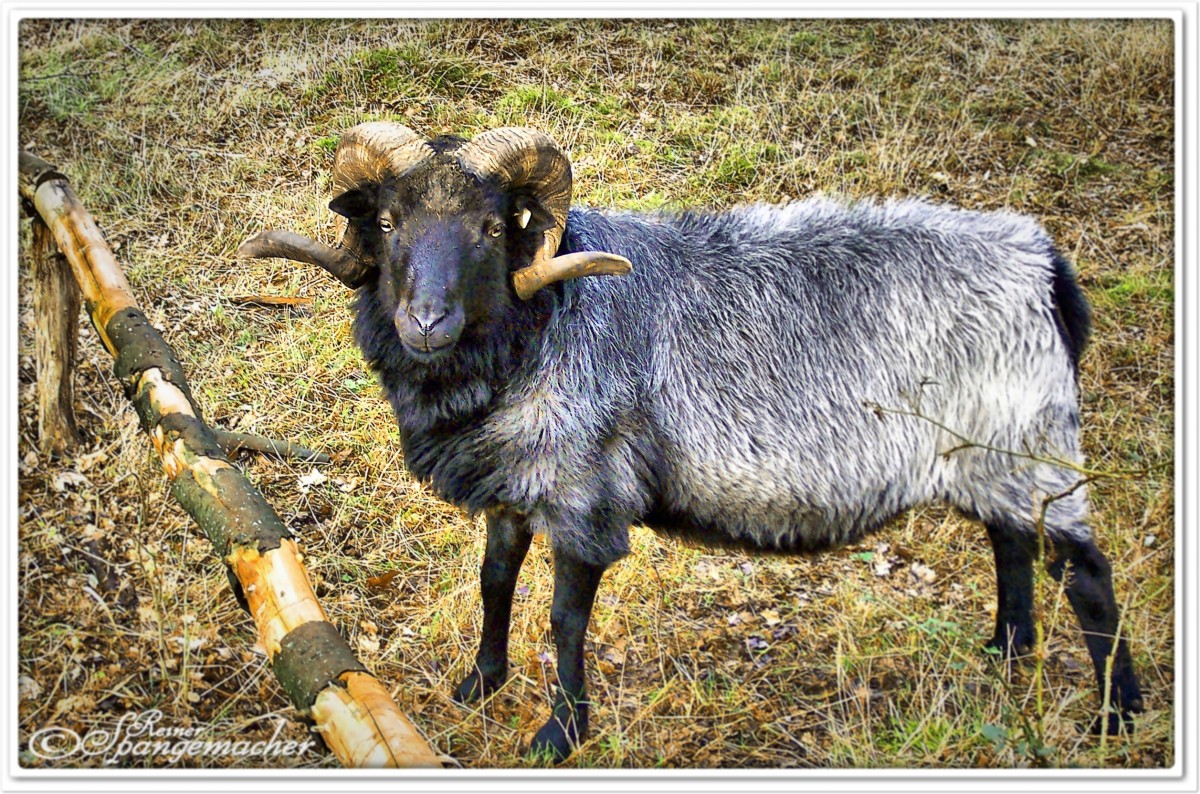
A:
[{"left": 16, "top": 18, "right": 1174, "bottom": 769}]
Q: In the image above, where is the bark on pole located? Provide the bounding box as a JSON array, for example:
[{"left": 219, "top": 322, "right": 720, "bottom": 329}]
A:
[
  {"left": 18, "top": 151, "right": 444, "bottom": 769},
  {"left": 28, "top": 214, "right": 82, "bottom": 455}
]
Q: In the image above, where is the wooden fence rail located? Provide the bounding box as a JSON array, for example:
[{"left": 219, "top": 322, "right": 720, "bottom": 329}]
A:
[{"left": 19, "top": 150, "right": 444, "bottom": 769}]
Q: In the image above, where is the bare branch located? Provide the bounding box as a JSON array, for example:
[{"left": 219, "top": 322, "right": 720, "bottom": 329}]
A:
[{"left": 861, "top": 400, "right": 1166, "bottom": 482}]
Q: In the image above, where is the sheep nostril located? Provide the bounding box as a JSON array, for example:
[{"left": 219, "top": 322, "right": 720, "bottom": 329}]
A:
[
  {"left": 407, "top": 308, "right": 446, "bottom": 336},
  {"left": 421, "top": 313, "right": 445, "bottom": 336}
]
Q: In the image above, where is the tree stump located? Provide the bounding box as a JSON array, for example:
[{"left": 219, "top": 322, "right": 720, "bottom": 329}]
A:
[{"left": 29, "top": 215, "right": 81, "bottom": 455}]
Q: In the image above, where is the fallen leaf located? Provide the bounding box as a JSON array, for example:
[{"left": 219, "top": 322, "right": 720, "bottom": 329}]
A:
[
  {"left": 52, "top": 695, "right": 96, "bottom": 720},
  {"left": 1059, "top": 655, "right": 1083, "bottom": 673},
  {"left": 76, "top": 451, "right": 108, "bottom": 472},
  {"left": 910, "top": 562, "right": 937, "bottom": 584},
  {"left": 366, "top": 570, "right": 400, "bottom": 591},
  {"left": 772, "top": 624, "right": 796, "bottom": 641},
  {"left": 298, "top": 468, "right": 327, "bottom": 493},
  {"left": 761, "top": 609, "right": 782, "bottom": 626},
  {"left": 601, "top": 638, "right": 627, "bottom": 666},
  {"left": 52, "top": 471, "right": 90, "bottom": 493},
  {"left": 169, "top": 636, "right": 207, "bottom": 652},
  {"left": 18, "top": 675, "right": 41, "bottom": 701},
  {"left": 867, "top": 543, "right": 896, "bottom": 576}
]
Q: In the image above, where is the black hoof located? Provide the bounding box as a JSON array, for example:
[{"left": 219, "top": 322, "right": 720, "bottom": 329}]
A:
[
  {"left": 528, "top": 717, "right": 580, "bottom": 763},
  {"left": 453, "top": 668, "right": 503, "bottom": 704},
  {"left": 984, "top": 630, "right": 1034, "bottom": 661},
  {"left": 1088, "top": 710, "right": 1137, "bottom": 737}
]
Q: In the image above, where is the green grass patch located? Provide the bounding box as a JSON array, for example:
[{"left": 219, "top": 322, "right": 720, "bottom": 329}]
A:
[
  {"left": 1096, "top": 270, "right": 1174, "bottom": 307},
  {"left": 1042, "top": 149, "right": 1120, "bottom": 179},
  {"left": 497, "top": 84, "right": 580, "bottom": 118}
]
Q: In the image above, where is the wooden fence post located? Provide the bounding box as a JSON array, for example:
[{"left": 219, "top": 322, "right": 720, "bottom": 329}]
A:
[{"left": 29, "top": 214, "right": 81, "bottom": 455}]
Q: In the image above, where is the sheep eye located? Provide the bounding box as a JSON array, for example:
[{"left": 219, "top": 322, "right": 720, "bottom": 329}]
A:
[
  {"left": 486, "top": 221, "right": 504, "bottom": 239},
  {"left": 379, "top": 218, "right": 394, "bottom": 233}
]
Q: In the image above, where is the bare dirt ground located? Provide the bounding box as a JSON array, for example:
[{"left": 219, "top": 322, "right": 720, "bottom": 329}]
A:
[{"left": 16, "top": 18, "right": 1174, "bottom": 768}]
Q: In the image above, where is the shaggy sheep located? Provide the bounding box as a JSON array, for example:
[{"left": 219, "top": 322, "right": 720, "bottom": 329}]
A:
[{"left": 240, "top": 122, "right": 1143, "bottom": 762}]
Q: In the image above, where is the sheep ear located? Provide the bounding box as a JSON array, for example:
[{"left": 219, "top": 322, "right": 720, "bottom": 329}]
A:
[{"left": 329, "top": 187, "right": 376, "bottom": 220}]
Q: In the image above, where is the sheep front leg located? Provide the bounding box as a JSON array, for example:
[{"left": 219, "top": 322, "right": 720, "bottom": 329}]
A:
[
  {"left": 454, "top": 511, "right": 533, "bottom": 703},
  {"left": 529, "top": 545, "right": 606, "bottom": 762}
]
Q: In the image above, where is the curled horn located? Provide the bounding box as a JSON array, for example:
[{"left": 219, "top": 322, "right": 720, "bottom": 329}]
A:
[
  {"left": 455, "top": 128, "right": 631, "bottom": 300},
  {"left": 329, "top": 121, "right": 434, "bottom": 200},
  {"left": 237, "top": 122, "right": 433, "bottom": 288}
]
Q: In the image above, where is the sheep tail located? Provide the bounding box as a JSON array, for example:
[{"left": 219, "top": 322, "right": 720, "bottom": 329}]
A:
[{"left": 1049, "top": 247, "right": 1092, "bottom": 369}]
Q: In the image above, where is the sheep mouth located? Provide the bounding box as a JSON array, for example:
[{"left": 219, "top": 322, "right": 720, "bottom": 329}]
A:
[{"left": 399, "top": 339, "right": 456, "bottom": 363}]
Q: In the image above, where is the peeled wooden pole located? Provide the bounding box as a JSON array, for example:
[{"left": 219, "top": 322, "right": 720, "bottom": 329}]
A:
[{"left": 18, "top": 151, "right": 444, "bottom": 769}]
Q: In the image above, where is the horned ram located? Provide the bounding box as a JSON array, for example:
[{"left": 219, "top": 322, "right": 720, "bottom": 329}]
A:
[{"left": 240, "top": 122, "right": 1144, "bottom": 762}]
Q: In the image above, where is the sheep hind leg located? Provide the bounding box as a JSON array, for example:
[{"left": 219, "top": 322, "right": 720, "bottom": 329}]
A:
[
  {"left": 1049, "top": 529, "right": 1144, "bottom": 735},
  {"left": 983, "top": 520, "right": 1036, "bottom": 660},
  {"left": 981, "top": 504, "right": 1143, "bottom": 735}
]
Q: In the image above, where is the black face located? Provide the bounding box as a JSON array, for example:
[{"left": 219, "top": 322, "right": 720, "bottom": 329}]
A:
[{"left": 330, "top": 158, "right": 553, "bottom": 362}]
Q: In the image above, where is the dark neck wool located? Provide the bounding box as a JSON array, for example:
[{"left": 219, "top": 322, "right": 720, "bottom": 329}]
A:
[{"left": 350, "top": 278, "right": 550, "bottom": 503}]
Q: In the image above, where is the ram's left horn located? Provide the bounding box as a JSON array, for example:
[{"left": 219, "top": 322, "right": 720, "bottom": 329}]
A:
[
  {"left": 237, "top": 230, "right": 374, "bottom": 289},
  {"left": 511, "top": 251, "right": 632, "bottom": 300}
]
